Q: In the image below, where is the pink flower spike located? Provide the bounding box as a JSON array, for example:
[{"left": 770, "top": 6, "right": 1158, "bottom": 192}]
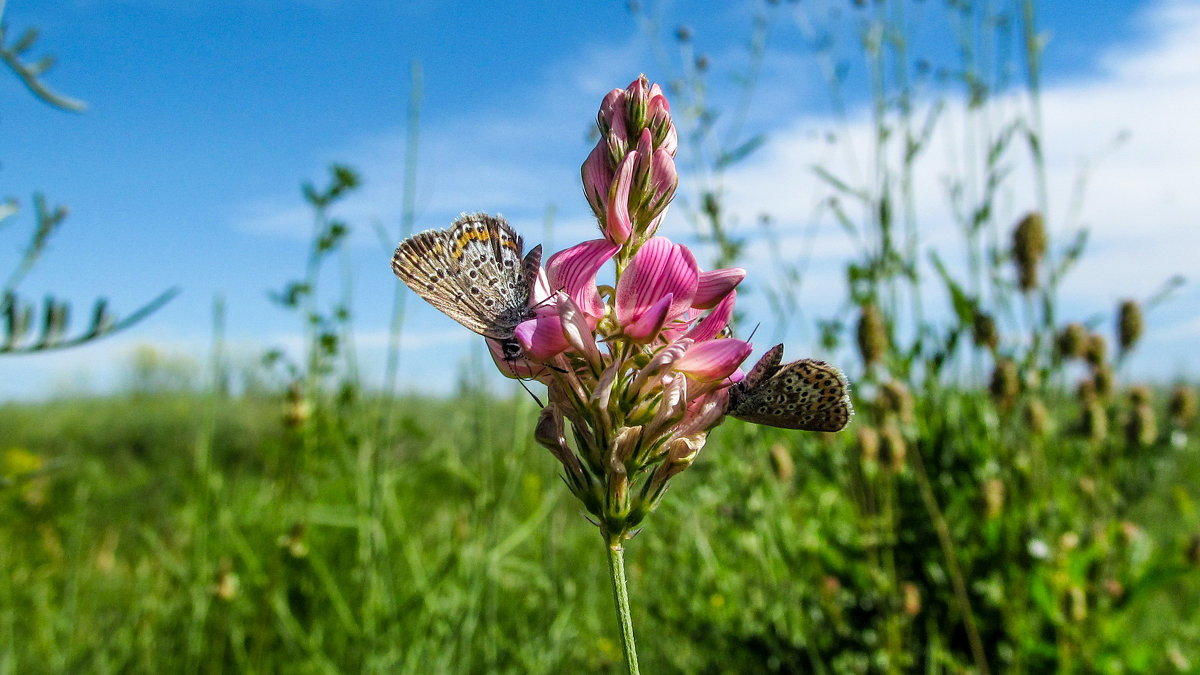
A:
[
  {"left": 546, "top": 239, "right": 619, "bottom": 319},
  {"left": 683, "top": 291, "right": 736, "bottom": 343},
  {"left": 615, "top": 237, "right": 699, "bottom": 330},
  {"left": 693, "top": 267, "right": 746, "bottom": 309},
  {"left": 582, "top": 142, "right": 613, "bottom": 220},
  {"left": 604, "top": 153, "right": 636, "bottom": 245},
  {"left": 514, "top": 311, "right": 570, "bottom": 362},
  {"left": 674, "top": 338, "right": 753, "bottom": 382},
  {"left": 623, "top": 292, "right": 674, "bottom": 343}
]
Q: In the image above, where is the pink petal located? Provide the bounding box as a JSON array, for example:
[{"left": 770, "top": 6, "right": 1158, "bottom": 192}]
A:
[
  {"left": 581, "top": 142, "right": 613, "bottom": 219},
  {"left": 545, "top": 239, "right": 618, "bottom": 319},
  {"left": 555, "top": 291, "right": 601, "bottom": 369},
  {"left": 683, "top": 291, "right": 736, "bottom": 343},
  {"left": 514, "top": 312, "right": 569, "bottom": 362},
  {"left": 604, "top": 153, "right": 636, "bottom": 245},
  {"left": 598, "top": 88, "right": 623, "bottom": 134},
  {"left": 674, "top": 338, "right": 753, "bottom": 382},
  {"left": 623, "top": 293, "right": 674, "bottom": 343},
  {"left": 614, "top": 237, "right": 699, "bottom": 327},
  {"left": 645, "top": 148, "right": 677, "bottom": 216},
  {"left": 693, "top": 267, "right": 745, "bottom": 309}
]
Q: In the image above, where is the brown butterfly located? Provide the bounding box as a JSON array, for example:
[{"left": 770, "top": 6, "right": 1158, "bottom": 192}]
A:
[
  {"left": 391, "top": 213, "right": 541, "bottom": 358},
  {"left": 726, "top": 344, "right": 853, "bottom": 432}
]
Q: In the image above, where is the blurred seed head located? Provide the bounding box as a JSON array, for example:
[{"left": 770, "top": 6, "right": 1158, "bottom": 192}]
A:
[
  {"left": 1026, "top": 398, "right": 1050, "bottom": 437},
  {"left": 901, "top": 582, "right": 921, "bottom": 616},
  {"left": 877, "top": 380, "right": 914, "bottom": 424},
  {"left": 1012, "top": 212, "right": 1047, "bottom": 292},
  {"left": 1125, "top": 403, "right": 1157, "bottom": 448},
  {"left": 972, "top": 311, "right": 999, "bottom": 352},
  {"left": 1188, "top": 533, "right": 1200, "bottom": 567},
  {"left": 989, "top": 358, "right": 1020, "bottom": 409},
  {"left": 1077, "top": 377, "right": 1098, "bottom": 406},
  {"left": 1117, "top": 299, "right": 1144, "bottom": 353},
  {"left": 1056, "top": 322, "right": 1088, "bottom": 360},
  {"left": 1069, "top": 586, "right": 1087, "bottom": 622},
  {"left": 857, "top": 303, "right": 887, "bottom": 366},
  {"left": 1128, "top": 385, "right": 1153, "bottom": 407},
  {"left": 879, "top": 424, "right": 906, "bottom": 471},
  {"left": 1168, "top": 385, "right": 1198, "bottom": 426},
  {"left": 1082, "top": 401, "right": 1108, "bottom": 443},
  {"left": 1093, "top": 365, "right": 1116, "bottom": 401},
  {"left": 857, "top": 426, "right": 880, "bottom": 465},
  {"left": 982, "top": 478, "right": 1005, "bottom": 519},
  {"left": 1085, "top": 333, "right": 1108, "bottom": 368},
  {"left": 768, "top": 443, "right": 795, "bottom": 483}
]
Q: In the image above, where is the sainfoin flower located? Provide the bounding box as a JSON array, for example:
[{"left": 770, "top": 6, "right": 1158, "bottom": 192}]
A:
[{"left": 395, "top": 74, "right": 852, "bottom": 674}]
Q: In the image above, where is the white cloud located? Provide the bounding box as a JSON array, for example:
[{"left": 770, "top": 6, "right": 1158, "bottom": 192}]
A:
[{"left": 707, "top": 0, "right": 1200, "bottom": 377}]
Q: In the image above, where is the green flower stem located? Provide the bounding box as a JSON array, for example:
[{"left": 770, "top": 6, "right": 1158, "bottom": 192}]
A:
[{"left": 606, "top": 538, "right": 641, "bottom": 675}]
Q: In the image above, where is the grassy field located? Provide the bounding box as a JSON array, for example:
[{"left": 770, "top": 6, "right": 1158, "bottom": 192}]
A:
[{"left": 2, "top": 380, "right": 1198, "bottom": 673}]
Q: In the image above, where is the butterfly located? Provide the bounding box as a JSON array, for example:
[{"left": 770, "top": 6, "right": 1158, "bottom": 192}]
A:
[
  {"left": 726, "top": 344, "right": 853, "bottom": 432},
  {"left": 391, "top": 213, "right": 542, "bottom": 358}
]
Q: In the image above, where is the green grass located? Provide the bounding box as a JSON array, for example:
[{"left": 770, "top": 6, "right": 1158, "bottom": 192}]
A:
[{"left": 2, "top": 387, "right": 1197, "bottom": 673}]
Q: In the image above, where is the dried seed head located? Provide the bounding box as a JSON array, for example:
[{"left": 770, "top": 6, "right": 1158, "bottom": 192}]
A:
[
  {"left": 1012, "top": 211, "right": 1047, "bottom": 292},
  {"left": 1085, "top": 333, "right": 1108, "bottom": 368},
  {"left": 1093, "top": 364, "right": 1116, "bottom": 401},
  {"left": 901, "top": 582, "right": 921, "bottom": 616},
  {"left": 1026, "top": 398, "right": 1050, "bottom": 437},
  {"left": 1057, "top": 322, "right": 1088, "bottom": 360},
  {"left": 989, "top": 358, "right": 1020, "bottom": 409},
  {"left": 878, "top": 380, "right": 914, "bottom": 424},
  {"left": 1082, "top": 401, "right": 1108, "bottom": 443},
  {"left": 856, "top": 303, "right": 887, "bottom": 365},
  {"left": 1077, "top": 377, "right": 1098, "bottom": 405},
  {"left": 768, "top": 443, "right": 795, "bottom": 483},
  {"left": 1125, "top": 403, "right": 1157, "bottom": 447},
  {"left": 1128, "top": 385, "right": 1153, "bottom": 407},
  {"left": 880, "top": 424, "right": 906, "bottom": 471},
  {"left": 972, "top": 311, "right": 999, "bottom": 351},
  {"left": 1168, "top": 385, "right": 1198, "bottom": 426},
  {"left": 857, "top": 426, "right": 880, "bottom": 465},
  {"left": 1117, "top": 299, "right": 1144, "bottom": 353},
  {"left": 982, "top": 478, "right": 1005, "bottom": 519}
]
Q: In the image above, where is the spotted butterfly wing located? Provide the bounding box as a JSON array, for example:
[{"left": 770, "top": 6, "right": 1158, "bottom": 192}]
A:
[
  {"left": 727, "top": 344, "right": 853, "bottom": 432},
  {"left": 391, "top": 213, "right": 541, "bottom": 339}
]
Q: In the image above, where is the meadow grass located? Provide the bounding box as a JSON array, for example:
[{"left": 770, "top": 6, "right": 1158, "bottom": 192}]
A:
[{"left": 2, "top": 382, "right": 1197, "bottom": 673}]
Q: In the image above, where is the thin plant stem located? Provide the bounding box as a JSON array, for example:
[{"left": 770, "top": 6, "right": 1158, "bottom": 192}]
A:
[
  {"left": 606, "top": 539, "right": 641, "bottom": 675},
  {"left": 908, "top": 443, "right": 990, "bottom": 675}
]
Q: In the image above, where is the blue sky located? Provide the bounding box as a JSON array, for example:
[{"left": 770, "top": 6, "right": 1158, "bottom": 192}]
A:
[{"left": 2, "top": 0, "right": 1197, "bottom": 399}]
